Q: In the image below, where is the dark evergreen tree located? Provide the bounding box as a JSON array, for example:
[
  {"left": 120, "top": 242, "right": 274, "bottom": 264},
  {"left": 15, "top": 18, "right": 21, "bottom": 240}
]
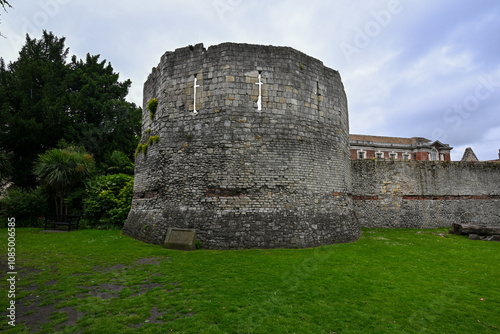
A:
[
  {"left": 66, "top": 54, "right": 141, "bottom": 162},
  {"left": 0, "top": 31, "right": 141, "bottom": 188},
  {"left": 0, "top": 32, "right": 71, "bottom": 187}
]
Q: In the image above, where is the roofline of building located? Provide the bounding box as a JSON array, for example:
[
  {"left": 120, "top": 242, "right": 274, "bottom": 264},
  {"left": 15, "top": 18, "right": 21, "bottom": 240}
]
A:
[{"left": 349, "top": 134, "right": 453, "bottom": 151}]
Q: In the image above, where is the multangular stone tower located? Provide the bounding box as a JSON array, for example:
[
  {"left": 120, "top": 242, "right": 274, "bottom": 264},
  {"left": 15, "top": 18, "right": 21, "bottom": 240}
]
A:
[{"left": 122, "top": 43, "right": 360, "bottom": 249}]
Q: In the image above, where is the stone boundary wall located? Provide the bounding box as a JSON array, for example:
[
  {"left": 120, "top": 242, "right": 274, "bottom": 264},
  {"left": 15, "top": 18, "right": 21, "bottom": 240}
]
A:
[{"left": 351, "top": 160, "right": 500, "bottom": 228}]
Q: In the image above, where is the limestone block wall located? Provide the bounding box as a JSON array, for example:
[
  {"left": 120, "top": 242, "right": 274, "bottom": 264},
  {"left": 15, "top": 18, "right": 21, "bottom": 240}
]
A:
[
  {"left": 123, "top": 43, "right": 360, "bottom": 249},
  {"left": 352, "top": 160, "right": 500, "bottom": 228}
]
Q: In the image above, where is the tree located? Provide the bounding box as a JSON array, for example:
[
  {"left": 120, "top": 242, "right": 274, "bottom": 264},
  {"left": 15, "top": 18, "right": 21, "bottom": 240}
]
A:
[
  {"left": 66, "top": 53, "right": 142, "bottom": 161},
  {"left": 33, "top": 146, "right": 95, "bottom": 216},
  {"left": 0, "top": 31, "right": 141, "bottom": 188},
  {"left": 0, "top": 31, "right": 71, "bottom": 187}
]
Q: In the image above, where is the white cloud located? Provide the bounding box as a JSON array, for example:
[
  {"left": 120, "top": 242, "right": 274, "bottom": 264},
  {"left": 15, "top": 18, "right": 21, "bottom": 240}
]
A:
[{"left": 403, "top": 47, "right": 476, "bottom": 85}]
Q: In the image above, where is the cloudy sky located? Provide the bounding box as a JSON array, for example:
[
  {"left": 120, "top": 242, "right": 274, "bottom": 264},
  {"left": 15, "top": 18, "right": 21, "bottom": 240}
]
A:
[{"left": 1, "top": 0, "right": 499, "bottom": 160}]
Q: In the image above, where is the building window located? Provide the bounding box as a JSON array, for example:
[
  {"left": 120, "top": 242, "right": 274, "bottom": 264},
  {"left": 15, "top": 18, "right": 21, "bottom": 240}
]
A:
[
  {"left": 440, "top": 153, "right": 445, "bottom": 161},
  {"left": 431, "top": 149, "right": 438, "bottom": 161},
  {"left": 375, "top": 152, "right": 384, "bottom": 159},
  {"left": 389, "top": 152, "right": 397, "bottom": 159},
  {"left": 403, "top": 153, "right": 410, "bottom": 160},
  {"left": 357, "top": 150, "right": 366, "bottom": 159}
]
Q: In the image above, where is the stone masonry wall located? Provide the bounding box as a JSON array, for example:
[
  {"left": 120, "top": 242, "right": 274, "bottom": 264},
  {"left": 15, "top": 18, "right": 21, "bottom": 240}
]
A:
[
  {"left": 352, "top": 160, "right": 500, "bottom": 228},
  {"left": 123, "top": 43, "right": 360, "bottom": 249}
]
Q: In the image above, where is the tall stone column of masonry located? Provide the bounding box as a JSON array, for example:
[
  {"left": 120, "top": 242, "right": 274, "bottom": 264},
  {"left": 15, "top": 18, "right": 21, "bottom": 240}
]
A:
[{"left": 123, "top": 43, "right": 361, "bottom": 249}]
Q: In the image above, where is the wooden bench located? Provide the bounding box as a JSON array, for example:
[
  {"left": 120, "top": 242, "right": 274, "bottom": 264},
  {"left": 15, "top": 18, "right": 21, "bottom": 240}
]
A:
[{"left": 44, "top": 214, "right": 82, "bottom": 231}]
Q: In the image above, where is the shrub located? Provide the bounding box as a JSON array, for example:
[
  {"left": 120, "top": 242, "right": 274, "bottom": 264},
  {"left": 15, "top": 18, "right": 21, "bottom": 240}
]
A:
[
  {"left": 147, "top": 135, "right": 160, "bottom": 145},
  {"left": 147, "top": 98, "right": 158, "bottom": 119},
  {"left": 83, "top": 174, "right": 134, "bottom": 228},
  {"left": 0, "top": 187, "right": 51, "bottom": 227},
  {"left": 102, "top": 150, "right": 134, "bottom": 175},
  {"left": 134, "top": 143, "right": 148, "bottom": 157}
]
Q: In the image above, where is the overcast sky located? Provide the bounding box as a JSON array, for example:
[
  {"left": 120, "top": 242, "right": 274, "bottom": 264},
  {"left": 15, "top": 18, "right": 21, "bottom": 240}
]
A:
[{"left": 1, "top": 0, "right": 499, "bottom": 160}]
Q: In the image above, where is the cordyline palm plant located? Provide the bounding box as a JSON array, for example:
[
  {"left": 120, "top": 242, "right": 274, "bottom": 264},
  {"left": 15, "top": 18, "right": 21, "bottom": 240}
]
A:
[{"left": 33, "top": 146, "right": 95, "bottom": 216}]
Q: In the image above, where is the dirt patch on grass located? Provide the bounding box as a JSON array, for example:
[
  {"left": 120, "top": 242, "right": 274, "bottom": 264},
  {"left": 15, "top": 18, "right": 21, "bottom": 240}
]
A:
[
  {"left": 45, "top": 279, "right": 58, "bottom": 286},
  {"left": 130, "top": 306, "right": 195, "bottom": 329},
  {"left": 97, "top": 263, "right": 127, "bottom": 272},
  {"left": 77, "top": 282, "right": 124, "bottom": 299},
  {"left": 129, "top": 282, "right": 165, "bottom": 297},
  {"left": 135, "top": 257, "right": 165, "bottom": 265},
  {"left": 93, "top": 256, "right": 166, "bottom": 273},
  {"left": 12, "top": 279, "right": 182, "bottom": 332},
  {"left": 54, "top": 306, "right": 84, "bottom": 332},
  {"left": 7, "top": 256, "right": 178, "bottom": 332},
  {"left": 15, "top": 294, "right": 58, "bottom": 332},
  {"left": 15, "top": 297, "right": 83, "bottom": 333},
  {"left": 130, "top": 306, "right": 168, "bottom": 328},
  {"left": 70, "top": 272, "right": 91, "bottom": 276},
  {"left": 18, "top": 266, "right": 45, "bottom": 276},
  {"left": 77, "top": 281, "right": 168, "bottom": 299}
]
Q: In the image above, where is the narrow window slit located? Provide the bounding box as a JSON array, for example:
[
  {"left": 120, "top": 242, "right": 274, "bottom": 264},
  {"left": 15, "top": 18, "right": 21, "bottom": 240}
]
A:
[
  {"left": 256, "top": 71, "right": 263, "bottom": 111},
  {"left": 193, "top": 74, "right": 200, "bottom": 114},
  {"left": 316, "top": 80, "right": 321, "bottom": 112}
]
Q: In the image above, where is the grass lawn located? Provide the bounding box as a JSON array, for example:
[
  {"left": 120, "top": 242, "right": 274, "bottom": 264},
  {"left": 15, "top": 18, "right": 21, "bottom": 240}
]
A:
[{"left": 1, "top": 227, "right": 499, "bottom": 333}]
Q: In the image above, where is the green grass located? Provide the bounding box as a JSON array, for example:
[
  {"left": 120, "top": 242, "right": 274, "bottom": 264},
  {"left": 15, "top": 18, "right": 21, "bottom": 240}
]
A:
[{"left": 1, "top": 228, "right": 499, "bottom": 333}]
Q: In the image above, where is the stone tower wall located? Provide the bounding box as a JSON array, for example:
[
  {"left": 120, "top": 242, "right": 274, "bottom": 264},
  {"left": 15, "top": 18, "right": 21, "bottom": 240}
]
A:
[{"left": 123, "top": 43, "right": 360, "bottom": 249}]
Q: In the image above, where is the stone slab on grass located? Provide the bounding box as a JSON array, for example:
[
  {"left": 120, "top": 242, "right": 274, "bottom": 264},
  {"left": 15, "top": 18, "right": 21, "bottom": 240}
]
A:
[{"left": 163, "top": 228, "right": 196, "bottom": 251}]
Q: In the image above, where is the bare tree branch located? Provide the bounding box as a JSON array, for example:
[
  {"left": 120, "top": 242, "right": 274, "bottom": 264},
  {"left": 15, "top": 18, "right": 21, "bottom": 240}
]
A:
[
  {"left": 0, "top": 0, "right": 12, "bottom": 37},
  {"left": 1, "top": 0, "right": 12, "bottom": 11}
]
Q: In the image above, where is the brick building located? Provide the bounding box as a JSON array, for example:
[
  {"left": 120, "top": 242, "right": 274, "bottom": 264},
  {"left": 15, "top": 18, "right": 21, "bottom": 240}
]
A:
[{"left": 350, "top": 134, "right": 453, "bottom": 161}]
